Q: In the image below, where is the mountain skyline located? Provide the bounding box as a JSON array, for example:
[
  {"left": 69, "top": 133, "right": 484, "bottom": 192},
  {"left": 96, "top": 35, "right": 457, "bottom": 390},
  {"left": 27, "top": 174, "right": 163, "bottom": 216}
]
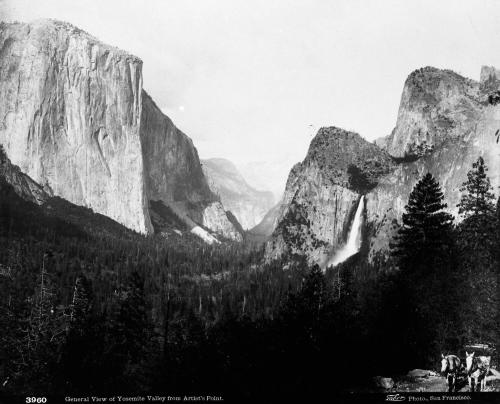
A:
[{"left": 2, "top": 0, "right": 500, "bottom": 194}]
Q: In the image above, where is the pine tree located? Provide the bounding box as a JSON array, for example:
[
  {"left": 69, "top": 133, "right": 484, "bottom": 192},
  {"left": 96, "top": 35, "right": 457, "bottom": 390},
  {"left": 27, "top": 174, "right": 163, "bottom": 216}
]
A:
[
  {"left": 0, "top": 269, "right": 26, "bottom": 392},
  {"left": 68, "top": 275, "right": 92, "bottom": 334},
  {"left": 497, "top": 197, "right": 500, "bottom": 263},
  {"left": 20, "top": 252, "right": 67, "bottom": 391},
  {"left": 0, "top": 144, "right": 6, "bottom": 164},
  {"left": 392, "top": 172, "right": 454, "bottom": 272},
  {"left": 301, "top": 265, "right": 328, "bottom": 319},
  {"left": 458, "top": 156, "right": 496, "bottom": 217},
  {"left": 57, "top": 274, "right": 96, "bottom": 393},
  {"left": 103, "top": 271, "right": 150, "bottom": 392},
  {"left": 456, "top": 157, "right": 497, "bottom": 268},
  {"left": 390, "top": 173, "right": 457, "bottom": 366},
  {"left": 455, "top": 158, "right": 499, "bottom": 345}
]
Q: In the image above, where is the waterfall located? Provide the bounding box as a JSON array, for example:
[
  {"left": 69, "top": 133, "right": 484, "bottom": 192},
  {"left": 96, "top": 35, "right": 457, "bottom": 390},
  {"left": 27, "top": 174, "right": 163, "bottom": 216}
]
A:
[{"left": 328, "top": 195, "right": 365, "bottom": 268}]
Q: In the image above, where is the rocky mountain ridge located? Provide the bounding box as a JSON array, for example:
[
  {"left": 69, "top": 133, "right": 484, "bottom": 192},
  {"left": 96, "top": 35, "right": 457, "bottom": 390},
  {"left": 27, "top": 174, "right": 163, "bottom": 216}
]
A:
[
  {"left": 265, "top": 127, "right": 394, "bottom": 265},
  {"left": 0, "top": 19, "right": 241, "bottom": 242},
  {"left": 267, "top": 66, "right": 500, "bottom": 266}
]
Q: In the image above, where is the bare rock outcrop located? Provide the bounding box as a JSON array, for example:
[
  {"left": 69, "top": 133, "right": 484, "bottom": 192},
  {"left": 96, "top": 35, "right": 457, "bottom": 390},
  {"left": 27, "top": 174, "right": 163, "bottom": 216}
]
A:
[
  {"left": 202, "top": 201, "right": 243, "bottom": 242},
  {"left": 385, "top": 67, "right": 482, "bottom": 159}
]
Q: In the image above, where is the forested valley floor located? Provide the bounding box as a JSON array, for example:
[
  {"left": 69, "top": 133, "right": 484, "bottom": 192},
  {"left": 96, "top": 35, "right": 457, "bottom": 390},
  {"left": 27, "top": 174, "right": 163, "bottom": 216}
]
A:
[{"left": 0, "top": 157, "right": 499, "bottom": 402}]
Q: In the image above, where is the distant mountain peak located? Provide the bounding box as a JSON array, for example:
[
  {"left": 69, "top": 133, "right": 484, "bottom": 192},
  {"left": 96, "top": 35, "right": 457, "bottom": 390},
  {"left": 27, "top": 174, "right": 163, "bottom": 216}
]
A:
[{"left": 202, "top": 158, "right": 275, "bottom": 230}]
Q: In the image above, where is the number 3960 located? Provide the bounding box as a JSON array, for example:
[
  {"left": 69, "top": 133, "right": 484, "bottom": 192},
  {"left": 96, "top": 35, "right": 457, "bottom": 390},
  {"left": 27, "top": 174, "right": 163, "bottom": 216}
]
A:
[{"left": 26, "top": 398, "right": 47, "bottom": 403}]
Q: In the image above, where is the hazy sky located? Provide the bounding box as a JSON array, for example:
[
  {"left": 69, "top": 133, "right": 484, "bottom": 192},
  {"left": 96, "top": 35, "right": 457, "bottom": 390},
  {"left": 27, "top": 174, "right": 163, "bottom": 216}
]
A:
[{"left": 2, "top": 0, "right": 500, "bottom": 193}]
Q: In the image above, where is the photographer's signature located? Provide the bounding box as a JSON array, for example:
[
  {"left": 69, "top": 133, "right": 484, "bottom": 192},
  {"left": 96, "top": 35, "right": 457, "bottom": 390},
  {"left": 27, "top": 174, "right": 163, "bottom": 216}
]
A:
[{"left": 386, "top": 394, "right": 406, "bottom": 402}]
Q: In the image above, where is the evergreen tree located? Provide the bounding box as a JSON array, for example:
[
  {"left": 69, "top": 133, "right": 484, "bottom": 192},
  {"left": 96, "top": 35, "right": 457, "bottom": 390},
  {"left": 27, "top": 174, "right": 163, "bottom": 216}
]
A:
[
  {"left": 103, "top": 271, "right": 150, "bottom": 392},
  {"left": 57, "top": 274, "right": 97, "bottom": 393},
  {"left": 0, "top": 268, "right": 27, "bottom": 392},
  {"left": 119, "top": 271, "right": 148, "bottom": 363},
  {"left": 390, "top": 173, "right": 457, "bottom": 366},
  {"left": 20, "top": 252, "right": 67, "bottom": 392},
  {"left": 392, "top": 172, "right": 454, "bottom": 272},
  {"left": 69, "top": 274, "right": 92, "bottom": 333},
  {"left": 497, "top": 197, "right": 500, "bottom": 263},
  {"left": 456, "top": 156, "right": 496, "bottom": 266},
  {"left": 455, "top": 158, "right": 499, "bottom": 345},
  {"left": 300, "top": 265, "right": 328, "bottom": 319},
  {"left": 280, "top": 265, "right": 329, "bottom": 344},
  {"left": 458, "top": 156, "right": 496, "bottom": 217}
]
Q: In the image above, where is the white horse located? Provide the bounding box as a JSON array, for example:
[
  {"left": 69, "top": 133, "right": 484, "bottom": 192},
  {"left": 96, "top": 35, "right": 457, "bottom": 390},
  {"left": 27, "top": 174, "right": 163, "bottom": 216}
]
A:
[
  {"left": 465, "top": 351, "right": 490, "bottom": 391},
  {"left": 441, "top": 354, "right": 461, "bottom": 392}
]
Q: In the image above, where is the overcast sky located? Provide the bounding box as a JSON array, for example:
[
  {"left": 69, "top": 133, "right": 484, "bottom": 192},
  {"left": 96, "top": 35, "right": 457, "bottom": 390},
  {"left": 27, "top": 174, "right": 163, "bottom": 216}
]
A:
[{"left": 2, "top": 0, "right": 500, "bottom": 194}]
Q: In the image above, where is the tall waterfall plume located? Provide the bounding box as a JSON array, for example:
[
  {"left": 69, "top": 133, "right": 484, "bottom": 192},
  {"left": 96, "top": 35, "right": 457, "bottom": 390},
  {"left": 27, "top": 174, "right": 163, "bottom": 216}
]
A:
[{"left": 328, "top": 195, "right": 365, "bottom": 268}]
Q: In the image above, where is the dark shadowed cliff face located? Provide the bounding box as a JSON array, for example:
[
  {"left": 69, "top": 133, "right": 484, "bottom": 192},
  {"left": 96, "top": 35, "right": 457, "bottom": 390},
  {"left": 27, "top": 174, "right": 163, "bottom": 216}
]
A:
[
  {"left": 0, "top": 146, "right": 49, "bottom": 205},
  {"left": 0, "top": 19, "right": 241, "bottom": 241},
  {"left": 267, "top": 67, "right": 500, "bottom": 266},
  {"left": 141, "top": 92, "right": 214, "bottom": 207},
  {"left": 265, "top": 127, "right": 394, "bottom": 266}
]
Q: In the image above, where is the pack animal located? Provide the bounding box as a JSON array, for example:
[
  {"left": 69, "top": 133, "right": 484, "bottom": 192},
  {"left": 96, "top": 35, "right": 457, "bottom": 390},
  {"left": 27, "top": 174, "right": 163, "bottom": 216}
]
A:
[
  {"left": 465, "top": 351, "right": 490, "bottom": 392},
  {"left": 441, "top": 354, "right": 461, "bottom": 392}
]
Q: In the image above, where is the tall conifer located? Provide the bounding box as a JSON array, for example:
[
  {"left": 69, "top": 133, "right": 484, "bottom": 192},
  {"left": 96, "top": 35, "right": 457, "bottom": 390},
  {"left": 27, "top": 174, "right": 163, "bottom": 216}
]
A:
[
  {"left": 456, "top": 157, "right": 498, "bottom": 344},
  {"left": 392, "top": 172, "right": 454, "bottom": 272}
]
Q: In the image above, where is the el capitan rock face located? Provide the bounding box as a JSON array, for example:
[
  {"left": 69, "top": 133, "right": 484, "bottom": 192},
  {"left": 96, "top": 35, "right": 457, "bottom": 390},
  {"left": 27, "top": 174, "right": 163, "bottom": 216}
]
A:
[
  {"left": 202, "top": 158, "right": 275, "bottom": 230},
  {"left": 268, "top": 67, "right": 500, "bottom": 266},
  {"left": 0, "top": 19, "right": 241, "bottom": 241},
  {"left": 0, "top": 19, "right": 151, "bottom": 234}
]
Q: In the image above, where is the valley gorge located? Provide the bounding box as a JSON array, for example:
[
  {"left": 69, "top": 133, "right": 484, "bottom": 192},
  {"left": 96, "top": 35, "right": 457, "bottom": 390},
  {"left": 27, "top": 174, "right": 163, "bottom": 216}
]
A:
[{"left": 201, "top": 158, "right": 275, "bottom": 230}]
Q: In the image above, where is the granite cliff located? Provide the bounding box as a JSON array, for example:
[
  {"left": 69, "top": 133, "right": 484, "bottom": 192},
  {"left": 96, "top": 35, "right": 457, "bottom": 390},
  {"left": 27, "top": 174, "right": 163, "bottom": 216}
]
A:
[
  {"left": 202, "top": 158, "right": 275, "bottom": 230},
  {"left": 267, "top": 67, "right": 500, "bottom": 266},
  {"left": 265, "top": 127, "right": 394, "bottom": 266},
  {"left": 0, "top": 19, "right": 241, "bottom": 241},
  {"left": 366, "top": 66, "right": 500, "bottom": 263}
]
